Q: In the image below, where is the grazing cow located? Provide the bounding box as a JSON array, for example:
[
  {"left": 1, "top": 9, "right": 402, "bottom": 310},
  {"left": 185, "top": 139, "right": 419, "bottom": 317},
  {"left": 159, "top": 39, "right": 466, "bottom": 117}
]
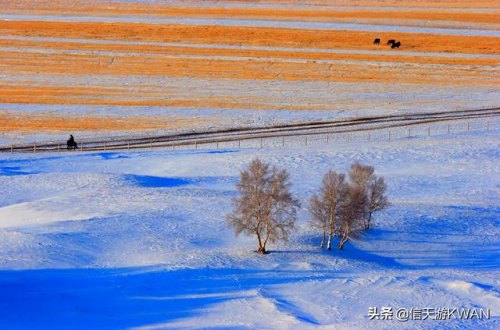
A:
[
  {"left": 391, "top": 41, "right": 401, "bottom": 49},
  {"left": 387, "top": 39, "right": 396, "bottom": 45},
  {"left": 373, "top": 38, "right": 380, "bottom": 45},
  {"left": 67, "top": 134, "right": 78, "bottom": 150}
]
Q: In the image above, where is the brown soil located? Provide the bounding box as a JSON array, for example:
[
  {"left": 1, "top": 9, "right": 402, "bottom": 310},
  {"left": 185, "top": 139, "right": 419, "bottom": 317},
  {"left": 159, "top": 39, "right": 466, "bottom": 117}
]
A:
[{"left": 0, "top": 111, "right": 211, "bottom": 133}]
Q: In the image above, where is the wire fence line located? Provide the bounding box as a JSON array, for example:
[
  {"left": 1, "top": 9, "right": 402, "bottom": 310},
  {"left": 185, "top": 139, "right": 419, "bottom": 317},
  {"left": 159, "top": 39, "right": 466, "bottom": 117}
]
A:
[
  {"left": 173, "top": 118, "right": 497, "bottom": 151},
  {"left": 1, "top": 111, "right": 498, "bottom": 154}
]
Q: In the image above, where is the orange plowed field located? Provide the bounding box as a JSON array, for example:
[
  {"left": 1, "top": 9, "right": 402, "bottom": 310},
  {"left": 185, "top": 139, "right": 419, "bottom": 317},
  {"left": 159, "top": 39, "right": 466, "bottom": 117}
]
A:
[
  {"left": 0, "top": 111, "right": 210, "bottom": 133},
  {"left": 0, "top": 0, "right": 499, "bottom": 137}
]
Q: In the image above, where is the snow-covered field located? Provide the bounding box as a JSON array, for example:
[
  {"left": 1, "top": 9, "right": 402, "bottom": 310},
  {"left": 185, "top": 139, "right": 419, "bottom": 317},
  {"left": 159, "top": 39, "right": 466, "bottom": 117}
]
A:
[
  {"left": 1, "top": 0, "right": 499, "bottom": 328},
  {"left": 0, "top": 127, "right": 498, "bottom": 329}
]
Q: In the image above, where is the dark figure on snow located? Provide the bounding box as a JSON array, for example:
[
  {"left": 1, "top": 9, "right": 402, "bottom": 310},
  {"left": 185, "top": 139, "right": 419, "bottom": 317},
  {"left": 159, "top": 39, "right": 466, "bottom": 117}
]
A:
[
  {"left": 391, "top": 41, "right": 401, "bottom": 49},
  {"left": 387, "top": 39, "right": 396, "bottom": 45},
  {"left": 67, "top": 135, "right": 78, "bottom": 150},
  {"left": 373, "top": 38, "right": 380, "bottom": 45}
]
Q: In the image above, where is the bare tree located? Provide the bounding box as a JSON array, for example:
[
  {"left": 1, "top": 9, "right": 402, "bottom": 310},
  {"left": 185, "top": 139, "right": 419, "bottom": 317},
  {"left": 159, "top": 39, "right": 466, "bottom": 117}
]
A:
[
  {"left": 308, "top": 163, "right": 390, "bottom": 250},
  {"left": 309, "top": 170, "right": 346, "bottom": 250},
  {"left": 366, "top": 177, "right": 390, "bottom": 229},
  {"left": 309, "top": 194, "right": 328, "bottom": 248},
  {"left": 348, "top": 162, "right": 374, "bottom": 229},
  {"left": 226, "top": 158, "right": 300, "bottom": 254},
  {"left": 338, "top": 184, "right": 365, "bottom": 249},
  {"left": 349, "top": 162, "right": 375, "bottom": 189},
  {"left": 349, "top": 162, "right": 391, "bottom": 229}
]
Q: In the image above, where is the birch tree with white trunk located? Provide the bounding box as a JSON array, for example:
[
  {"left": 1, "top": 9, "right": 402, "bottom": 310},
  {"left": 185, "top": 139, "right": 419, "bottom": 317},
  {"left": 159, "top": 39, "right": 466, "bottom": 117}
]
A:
[{"left": 309, "top": 170, "right": 347, "bottom": 250}]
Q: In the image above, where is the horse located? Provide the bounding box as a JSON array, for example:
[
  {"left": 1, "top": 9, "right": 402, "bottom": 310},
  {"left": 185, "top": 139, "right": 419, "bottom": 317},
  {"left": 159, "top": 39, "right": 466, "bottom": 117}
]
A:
[
  {"left": 391, "top": 41, "right": 401, "bottom": 49},
  {"left": 387, "top": 39, "right": 396, "bottom": 45},
  {"left": 373, "top": 38, "right": 380, "bottom": 45},
  {"left": 67, "top": 135, "right": 78, "bottom": 150}
]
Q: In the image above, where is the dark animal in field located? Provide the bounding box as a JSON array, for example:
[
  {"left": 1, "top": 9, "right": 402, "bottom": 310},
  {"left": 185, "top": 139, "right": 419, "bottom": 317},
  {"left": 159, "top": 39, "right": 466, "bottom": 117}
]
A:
[
  {"left": 387, "top": 39, "right": 396, "bottom": 45},
  {"left": 373, "top": 38, "right": 380, "bottom": 45},
  {"left": 67, "top": 135, "right": 78, "bottom": 150},
  {"left": 391, "top": 41, "right": 401, "bottom": 49}
]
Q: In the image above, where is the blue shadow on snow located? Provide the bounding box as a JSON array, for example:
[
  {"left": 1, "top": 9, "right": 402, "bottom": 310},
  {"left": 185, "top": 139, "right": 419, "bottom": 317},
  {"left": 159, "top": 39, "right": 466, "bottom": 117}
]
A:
[
  {"left": 0, "top": 166, "right": 39, "bottom": 176},
  {"left": 0, "top": 267, "right": 331, "bottom": 329},
  {"left": 123, "top": 174, "right": 238, "bottom": 188},
  {"left": 123, "top": 174, "right": 192, "bottom": 188}
]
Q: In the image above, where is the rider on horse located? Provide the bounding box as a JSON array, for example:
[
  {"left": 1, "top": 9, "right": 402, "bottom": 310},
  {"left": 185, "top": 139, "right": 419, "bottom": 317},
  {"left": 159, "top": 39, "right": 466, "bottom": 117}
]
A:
[{"left": 67, "top": 135, "right": 78, "bottom": 150}]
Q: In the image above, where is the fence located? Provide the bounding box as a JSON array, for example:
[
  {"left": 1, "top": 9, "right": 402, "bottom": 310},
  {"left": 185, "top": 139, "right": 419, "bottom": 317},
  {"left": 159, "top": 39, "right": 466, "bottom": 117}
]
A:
[
  {"left": 183, "top": 118, "right": 496, "bottom": 151},
  {"left": 1, "top": 117, "right": 498, "bottom": 154}
]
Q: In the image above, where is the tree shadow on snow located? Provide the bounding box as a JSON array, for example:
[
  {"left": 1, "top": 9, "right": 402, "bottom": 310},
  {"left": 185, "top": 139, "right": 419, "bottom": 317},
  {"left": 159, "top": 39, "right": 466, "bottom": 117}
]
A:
[
  {"left": 335, "top": 243, "right": 403, "bottom": 268},
  {"left": 295, "top": 233, "right": 402, "bottom": 268},
  {"left": 123, "top": 174, "right": 192, "bottom": 188},
  {"left": 329, "top": 205, "right": 500, "bottom": 270},
  {"left": 0, "top": 266, "right": 327, "bottom": 329},
  {"left": 123, "top": 174, "right": 238, "bottom": 189}
]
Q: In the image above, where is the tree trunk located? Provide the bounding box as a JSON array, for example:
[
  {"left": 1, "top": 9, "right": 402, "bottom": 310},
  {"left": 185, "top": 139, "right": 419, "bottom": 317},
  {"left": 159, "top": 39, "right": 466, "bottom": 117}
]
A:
[
  {"left": 320, "top": 229, "right": 326, "bottom": 248},
  {"left": 257, "top": 246, "right": 267, "bottom": 254},
  {"left": 256, "top": 232, "right": 264, "bottom": 253},
  {"left": 260, "top": 186, "right": 275, "bottom": 254},
  {"left": 327, "top": 224, "right": 334, "bottom": 250},
  {"left": 338, "top": 234, "right": 348, "bottom": 250},
  {"left": 338, "top": 225, "right": 349, "bottom": 250},
  {"left": 327, "top": 213, "right": 334, "bottom": 250},
  {"left": 261, "top": 230, "right": 270, "bottom": 254}
]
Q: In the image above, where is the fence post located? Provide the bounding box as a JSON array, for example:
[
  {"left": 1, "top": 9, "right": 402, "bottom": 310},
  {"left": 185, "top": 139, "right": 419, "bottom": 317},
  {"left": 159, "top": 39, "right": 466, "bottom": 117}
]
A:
[
  {"left": 238, "top": 140, "right": 241, "bottom": 148},
  {"left": 467, "top": 122, "right": 470, "bottom": 132},
  {"left": 305, "top": 137, "right": 308, "bottom": 146},
  {"left": 216, "top": 141, "right": 219, "bottom": 149},
  {"left": 150, "top": 141, "right": 152, "bottom": 151},
  {"left": 487, "top": 122, "right": 489, "bottom": 131},
  {"left": 388, "top": 130, "right": 391, "bottom": 141},
  {"left": 81, "top": 143, "right": 83, "bottom": 152},
  {"left": 326, "top": 134, "right": 329, "bottom": 143},
  {"left": 260, "top": 138, "right": 263, "bottom": 149},
  {"left": 103, "top": 142, "right": 106, "bottom": 151},
  {"left": 127, "top": 140, "right": 130, "bottom": 150},
  {"left": 408, "top": 128, "right": 411, "bottom": 138},
  {"left": 33, "top": 144, "right": 36, "bottom": 153},
  {"left": 11, "top": 144, "right": 13, "bottom": 153},
  {"left": 368, "top": 133, "right": 371, "bottom": 141},
  {"left": 57, "top": 143, "right": 60, "bottom": 152},
  {"left": 448, "top": 124, "right": 450, "bottom": 134},
  {"left": 427, "top": 127, "right": 430, "bottom": 136}
]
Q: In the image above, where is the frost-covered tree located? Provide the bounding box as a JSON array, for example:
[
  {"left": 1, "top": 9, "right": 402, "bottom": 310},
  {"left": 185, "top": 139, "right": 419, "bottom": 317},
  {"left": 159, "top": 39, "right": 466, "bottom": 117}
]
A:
[
  {"left": 366, "top": 177, "right": 390, "bottom": 229},
  {"left": 309, "top": 170, "right": 346, "bottom": 250},
  {"left": 348, "top": 162, "right": 390, "bottom": 229},
  {"left": 338, "top": 185, "right": 365, "bottom": 249},
  {"left": 309, "top": 194, "right": 328, "bottom": 248},
  {"left": 348, "top": 162, "right": 374, "bottom": 229},
  {"left": 309, "top": 163, "right": 390, "bottom": 250},
  {"left": 226, "top": 158, "right": 300, "bottom": 254}
]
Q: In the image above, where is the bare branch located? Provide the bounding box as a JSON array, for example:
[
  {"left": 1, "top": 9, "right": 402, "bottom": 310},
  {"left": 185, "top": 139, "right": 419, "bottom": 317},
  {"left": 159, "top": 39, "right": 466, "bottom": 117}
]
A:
[
  {"left": 226, "top": 158, "right": 299, "bottom": 254},
  {"left": 308, "top": 170, "right": 346, "bottom": 250}
]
